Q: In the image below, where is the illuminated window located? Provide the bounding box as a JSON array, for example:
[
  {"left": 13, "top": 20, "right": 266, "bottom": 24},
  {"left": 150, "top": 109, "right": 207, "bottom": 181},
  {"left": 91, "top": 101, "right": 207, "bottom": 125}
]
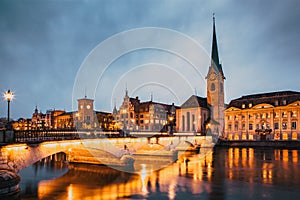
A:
[
  {"left": 249, "top": 134, "right": 254, "bottom": 140},
  {"left": 282, "top": 122, "right": 287, "bottom": 130},
  {"left": 249, "top": 103, "right": 252, "bottom": 108},
  {"left": 292, "top": 132, "right": 298, "bottom": 140},
  {"left": 282, "top": 112, "right": 287, "bottom": 118},
  {"left": 242, "top": 104, "right": 245, "bottom": 108}
]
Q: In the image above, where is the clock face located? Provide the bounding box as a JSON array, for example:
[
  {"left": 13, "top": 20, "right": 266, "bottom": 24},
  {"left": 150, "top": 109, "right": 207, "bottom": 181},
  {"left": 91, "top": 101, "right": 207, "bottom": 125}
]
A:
[
  {"left": 86, "top": 105, "right": 91, "bottom": 109},
  {"left": 209, "top": 72, "right": 217, "bottom": 81}
]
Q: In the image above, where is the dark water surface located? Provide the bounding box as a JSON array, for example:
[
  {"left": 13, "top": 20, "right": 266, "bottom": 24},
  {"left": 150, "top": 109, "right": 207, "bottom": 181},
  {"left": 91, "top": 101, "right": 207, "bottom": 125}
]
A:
[{"left": 18, "top": 148, "right": 300, "bottom": 199}]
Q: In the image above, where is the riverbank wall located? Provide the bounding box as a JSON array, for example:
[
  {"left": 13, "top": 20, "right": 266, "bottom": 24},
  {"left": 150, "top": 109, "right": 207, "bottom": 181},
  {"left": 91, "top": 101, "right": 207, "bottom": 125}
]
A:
[{"left": 216, "top": 140, "right": 300, "bottom": 149}]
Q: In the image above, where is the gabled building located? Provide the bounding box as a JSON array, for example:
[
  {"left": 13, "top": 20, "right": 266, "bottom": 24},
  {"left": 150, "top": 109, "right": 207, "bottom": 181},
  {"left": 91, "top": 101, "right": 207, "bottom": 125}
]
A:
[
  {"left": 176, "top": 95, "right": 209, "bottom": 134},
  {"left": 113, "top": 90, "right": 178, "bottom": 132}
]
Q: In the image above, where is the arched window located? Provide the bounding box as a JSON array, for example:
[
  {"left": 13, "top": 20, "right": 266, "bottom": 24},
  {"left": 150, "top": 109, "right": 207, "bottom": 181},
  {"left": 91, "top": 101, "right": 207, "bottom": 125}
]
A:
[{"left": 211, "top": 83, "right": 215, "bottom": 91}]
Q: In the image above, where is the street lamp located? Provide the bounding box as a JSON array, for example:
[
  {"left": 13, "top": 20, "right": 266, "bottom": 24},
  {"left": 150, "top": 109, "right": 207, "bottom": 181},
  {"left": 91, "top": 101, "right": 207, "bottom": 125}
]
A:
[
  {"left": 3, "top": 90, "right": 14, "bottom": 123},
  {"left": 168, "top": 115, "right": 174, "bottom": 135}
]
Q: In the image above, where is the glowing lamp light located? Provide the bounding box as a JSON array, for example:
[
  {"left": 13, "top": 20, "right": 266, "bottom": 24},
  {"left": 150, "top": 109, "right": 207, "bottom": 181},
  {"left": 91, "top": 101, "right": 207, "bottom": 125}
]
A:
[
  {"left": 3, "top": 89, "right": 14, "bottom": 124},
  {"left": 4, "top": 89, "right": 14, "bottom": 102}
]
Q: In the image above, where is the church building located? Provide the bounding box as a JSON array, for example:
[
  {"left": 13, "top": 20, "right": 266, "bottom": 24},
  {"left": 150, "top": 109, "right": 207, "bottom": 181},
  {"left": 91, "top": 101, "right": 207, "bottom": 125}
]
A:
[{"left": 176, "top": 16, "right": 225, "bottom": 137}]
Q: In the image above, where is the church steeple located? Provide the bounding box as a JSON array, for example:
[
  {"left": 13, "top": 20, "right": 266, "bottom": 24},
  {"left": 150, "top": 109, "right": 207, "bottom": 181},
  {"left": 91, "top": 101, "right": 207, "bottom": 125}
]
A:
[
  {"left": 206, "top": 14, "right": 226, "bottom": 138},
  {"left": 211, "top": 14, "right": 225, "bottom": 79}
]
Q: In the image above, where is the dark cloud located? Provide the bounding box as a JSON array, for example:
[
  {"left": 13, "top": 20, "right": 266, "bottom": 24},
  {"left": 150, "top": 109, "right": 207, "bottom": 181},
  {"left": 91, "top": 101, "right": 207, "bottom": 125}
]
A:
[{"left": 0, "top": 0, "right": 299, "bottom": 118}]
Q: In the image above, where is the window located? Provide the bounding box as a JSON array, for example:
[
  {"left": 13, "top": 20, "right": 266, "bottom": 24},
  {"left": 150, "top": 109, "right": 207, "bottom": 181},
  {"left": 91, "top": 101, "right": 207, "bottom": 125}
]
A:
[
  {"left": 282, "top": 112, "right": 287, "bottom": 118},
  {"left": 140, "top": 114, "right": 144, "bottom": 118},
  {"left": 242, "top": 123, "right": 245, "bottom": 130},
  {"left": 274, "top": 122, "right": 279, "bottom": 130},
  {"left": 282, "top": 100, "right": 286, "bottom": 105},
  {"left": 249, "top": 124, "right": 253, "bottom": 130},
  {"left": 228, "top": 124, "right": 232, "bottom": 130},
  {"left": 187, "top": 112, "right": 190, "bottom": 131},
  {"left": 249, "top": 103, "right": 252, "bottom": 108},
  {"left": 292, "top": 111, "right": 297, "bottom": 117},
  {"left": 182, "top": 115, "right": 185, "bottom": 131},
  {"left": 282, "top": 122, "right": 287, "bottom": 130},
  {"left": 242, "top": 115, "right": 245, "bottom": 119},
  {"left": 140, "top": 120, "right": 144, "bottom": 124},
  {"left": 234, "top": 123, "right": 238, "bottom": 131},
  {"left": 242, "top": 104, "right": 245, "bottom": 109},
  {"left": 192, "top": 114, "right": 195, "bottom": 131},
  {"left": 211, "top": 83, "right": 215, "bottom": 91},
  {"left": 256, "top": 124, "right": 260, "bottom": 129},
  {"left": 275, "top": 100, "right": 279, "bottom": 106},
  {"left": 292, "top": 121, "right": 297, "bottom": 130}
]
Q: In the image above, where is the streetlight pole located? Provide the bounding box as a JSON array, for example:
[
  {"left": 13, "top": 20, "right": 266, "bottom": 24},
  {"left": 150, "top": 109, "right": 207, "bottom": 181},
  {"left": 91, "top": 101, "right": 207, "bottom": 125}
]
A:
[{"left": 4, "top": 89, "right": 14, "bottom": 127}]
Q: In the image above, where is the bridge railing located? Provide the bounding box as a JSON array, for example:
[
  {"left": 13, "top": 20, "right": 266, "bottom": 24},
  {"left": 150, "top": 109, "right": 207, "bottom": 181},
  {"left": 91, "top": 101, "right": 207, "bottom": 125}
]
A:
[{"left": 13, "top": 130, "right": 122, "bottom": 143}]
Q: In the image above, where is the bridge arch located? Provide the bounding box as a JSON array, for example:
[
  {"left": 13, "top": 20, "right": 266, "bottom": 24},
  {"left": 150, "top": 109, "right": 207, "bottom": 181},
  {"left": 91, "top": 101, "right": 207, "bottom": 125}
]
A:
[{"left": 1, "top": 139, "right": 132, "bottom": 172}]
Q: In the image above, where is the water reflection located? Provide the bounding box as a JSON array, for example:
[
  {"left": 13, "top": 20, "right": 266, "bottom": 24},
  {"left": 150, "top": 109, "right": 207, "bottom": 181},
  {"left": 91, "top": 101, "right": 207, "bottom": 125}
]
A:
[{"left": 19, "top": 148, "right": 300, "bottom": 200}]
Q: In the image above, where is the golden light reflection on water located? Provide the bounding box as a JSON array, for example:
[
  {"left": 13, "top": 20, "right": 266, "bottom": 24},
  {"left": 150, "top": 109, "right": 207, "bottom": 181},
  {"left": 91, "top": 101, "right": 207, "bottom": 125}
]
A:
[
  {"left": 21, "top": 147, "right": 300, "bottom": 200},
  {"left": 35, "top": 148, "right": 214, "bottom": 200}
]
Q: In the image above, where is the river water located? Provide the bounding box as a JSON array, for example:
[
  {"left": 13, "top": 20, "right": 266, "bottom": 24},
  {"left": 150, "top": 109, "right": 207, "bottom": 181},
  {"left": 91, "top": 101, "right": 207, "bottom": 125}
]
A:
[{"left": 18, "top": 147, "right": 300, "bottom": 200}]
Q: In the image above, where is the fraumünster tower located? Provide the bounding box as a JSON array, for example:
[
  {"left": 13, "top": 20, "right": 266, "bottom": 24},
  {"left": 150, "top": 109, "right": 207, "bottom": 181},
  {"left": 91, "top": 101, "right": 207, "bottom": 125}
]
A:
[{"left": 206, "top": 16, "right": 225, "bottom": 137}]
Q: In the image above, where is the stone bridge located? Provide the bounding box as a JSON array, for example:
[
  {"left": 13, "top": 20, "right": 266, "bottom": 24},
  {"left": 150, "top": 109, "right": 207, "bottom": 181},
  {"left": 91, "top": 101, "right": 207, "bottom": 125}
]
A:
[{"left": 0, "top": 136, "right": 212, "bottom": 172}]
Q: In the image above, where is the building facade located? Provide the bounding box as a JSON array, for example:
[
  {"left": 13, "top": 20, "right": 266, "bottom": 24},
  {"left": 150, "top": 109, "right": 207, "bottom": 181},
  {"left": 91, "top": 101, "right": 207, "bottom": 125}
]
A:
[
  {"left": 13, "top": 96, "right": 114, "bottom": 131},
  {"left": 113, "top": 90, "right": 177, "bottom": 132},
  {"left": 225, "top": 91, "right": 300, "bottom": 141}
]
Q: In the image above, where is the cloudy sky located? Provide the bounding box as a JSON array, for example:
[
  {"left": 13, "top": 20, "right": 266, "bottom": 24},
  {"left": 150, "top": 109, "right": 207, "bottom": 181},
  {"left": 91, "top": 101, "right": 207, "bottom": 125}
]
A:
[{"left": 1, "top": 0, "right": 300, "bottom": 119}]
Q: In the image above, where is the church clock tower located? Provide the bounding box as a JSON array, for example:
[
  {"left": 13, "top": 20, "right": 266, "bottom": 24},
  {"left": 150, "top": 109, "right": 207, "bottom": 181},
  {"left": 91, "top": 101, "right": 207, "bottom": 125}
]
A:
[{"left": 206, "top": 15, "right": 225, "bottom": 137}]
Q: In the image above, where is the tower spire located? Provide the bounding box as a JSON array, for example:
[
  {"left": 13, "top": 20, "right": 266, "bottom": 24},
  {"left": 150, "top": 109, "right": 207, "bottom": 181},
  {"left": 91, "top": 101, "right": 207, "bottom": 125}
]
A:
[
  {"left": 211, "top": 13, "right": 220, "bottom": 69},
  {"left": 125, "top": 82, "right": 129, "bottom": 98},
  {"left": 211, "top": 14, "right": 225, "bottom": 79}
]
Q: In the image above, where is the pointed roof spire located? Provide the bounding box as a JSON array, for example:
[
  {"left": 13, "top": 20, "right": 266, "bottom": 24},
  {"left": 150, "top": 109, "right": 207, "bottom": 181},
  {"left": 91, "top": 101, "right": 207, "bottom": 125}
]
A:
[
  {"left": 211, "top": 13, "right": 220, "bottom": 69},
  {"left": 113, "top": 98, "right": 118, "bottom": 114},
  {"left": 125, "top": 83, "right": 128, "bottom": 97},
  {"left": 211, "top": 14, "right": 225, "bottom": 79}
]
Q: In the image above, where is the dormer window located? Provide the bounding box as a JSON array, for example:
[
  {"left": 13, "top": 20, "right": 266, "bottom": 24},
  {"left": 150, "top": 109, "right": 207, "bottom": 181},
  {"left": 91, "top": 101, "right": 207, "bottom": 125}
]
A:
[
  {"left": 275, "top": 100, "right": 279, "bottom": 106},
  {"left": 282, "top": 100, "right": 286, "bottom": 105},
  {"left": 242, "top": 104, "right": 245, "bottom": 109},
  {"left": 249, "top": 103, "right": 252, "bottom": 108}
]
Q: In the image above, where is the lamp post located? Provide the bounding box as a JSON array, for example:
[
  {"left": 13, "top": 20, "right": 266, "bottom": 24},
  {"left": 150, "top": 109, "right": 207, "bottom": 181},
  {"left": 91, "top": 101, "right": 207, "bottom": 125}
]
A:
[
  {"left": 168, "top": 115, "right": 174, "bottom": 136},
  {"left": 4, "top": 90, "right": 14, "bottom": 123}
]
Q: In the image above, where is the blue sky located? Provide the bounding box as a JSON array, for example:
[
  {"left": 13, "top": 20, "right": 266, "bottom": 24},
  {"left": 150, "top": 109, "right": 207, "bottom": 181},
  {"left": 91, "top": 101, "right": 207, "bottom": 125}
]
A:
[{"left": 1, "top": 0, "right": 300, "bottom": 119}]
